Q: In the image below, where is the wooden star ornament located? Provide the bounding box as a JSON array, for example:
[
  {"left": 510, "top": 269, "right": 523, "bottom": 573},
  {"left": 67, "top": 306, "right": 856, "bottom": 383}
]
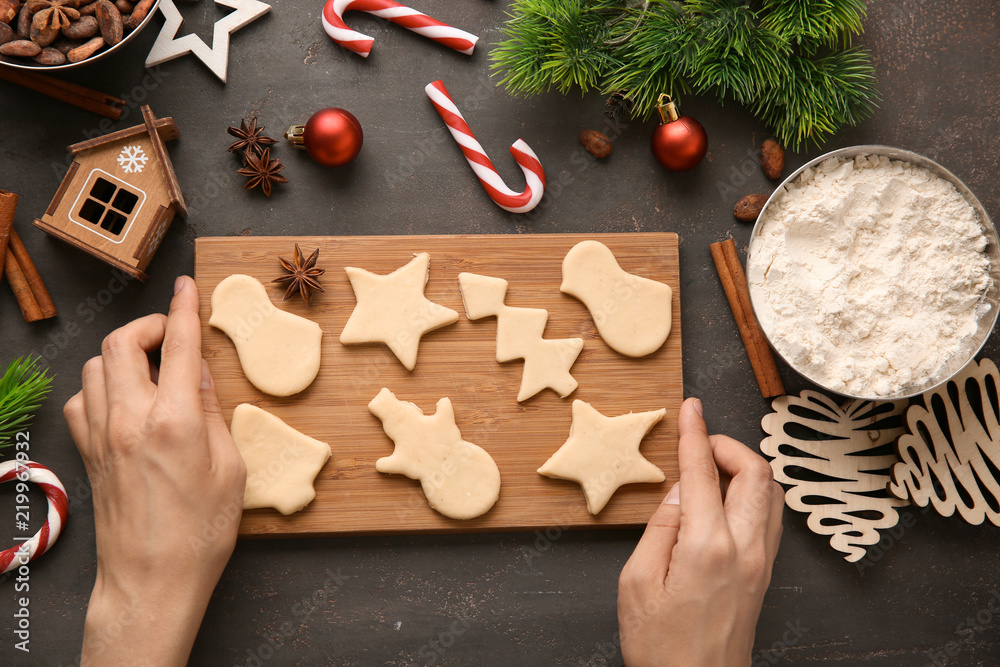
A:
[
  {"left": 145, "top": 0, "right": 271, "bottom": 82},
  {"left": 339, "top": 253, "right": 459, "bottom": 371},
  {"left": 538, "top": 400, "right": 666, "bottom": 515}
]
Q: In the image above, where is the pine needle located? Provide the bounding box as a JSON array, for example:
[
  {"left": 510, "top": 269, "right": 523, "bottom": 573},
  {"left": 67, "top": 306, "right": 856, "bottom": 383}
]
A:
[{"left": 0, "top": 356, "right": 53, "bottom": 449}]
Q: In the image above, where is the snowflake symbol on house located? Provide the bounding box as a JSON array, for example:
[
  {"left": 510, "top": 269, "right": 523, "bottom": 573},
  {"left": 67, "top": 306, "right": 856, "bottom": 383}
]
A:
[{"left": 117, "top": 145, "right": 148, "bottom": 174}]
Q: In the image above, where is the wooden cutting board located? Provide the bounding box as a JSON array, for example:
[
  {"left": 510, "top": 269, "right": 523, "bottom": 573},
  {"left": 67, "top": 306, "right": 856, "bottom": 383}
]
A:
[{"left": 195, "top": 233, "right": 682, "bottom": 537}]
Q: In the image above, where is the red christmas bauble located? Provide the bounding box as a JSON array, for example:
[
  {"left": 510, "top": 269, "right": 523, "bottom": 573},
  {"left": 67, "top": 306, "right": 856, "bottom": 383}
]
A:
[
  {"left": 302, "top": 108, "right": 363, "bottom": 167},
  {"left": 651, "top": 95, "right": 707, "bottom": 172}
]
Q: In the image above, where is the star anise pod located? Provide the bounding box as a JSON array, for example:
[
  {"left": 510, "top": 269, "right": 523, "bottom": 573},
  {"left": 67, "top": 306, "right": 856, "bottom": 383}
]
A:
[
  {"left": 26, "top": 0, "right": 79, "bottom": 13},
  {"left": 272, "top": 244, "right": 325, "bottom": 306},
  {"left": 29, "top": 0, "right": 79, "bottom": 47},
  {"left": 236, "top": 147, "right": 288, "bottom": 197},
  {"left": 227, "top": 117, "right": 278, "bottom": 160}
]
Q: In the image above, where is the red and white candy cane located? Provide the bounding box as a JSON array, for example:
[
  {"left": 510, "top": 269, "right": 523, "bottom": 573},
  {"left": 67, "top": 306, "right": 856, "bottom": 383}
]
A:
[
  {"left": 322, "top": 0, "right": 478, "bottom": 58},
  {"left": 0, "top": 461, "right": 68, "bottom": 574},
  {"left": 425, "top": 80, "right": 546, "bottom": 214}
]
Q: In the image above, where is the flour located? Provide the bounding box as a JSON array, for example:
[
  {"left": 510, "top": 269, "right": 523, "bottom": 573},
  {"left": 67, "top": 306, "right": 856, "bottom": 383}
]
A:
[{"left": 747, "top": 154, "right": 992, "bottom": 397}]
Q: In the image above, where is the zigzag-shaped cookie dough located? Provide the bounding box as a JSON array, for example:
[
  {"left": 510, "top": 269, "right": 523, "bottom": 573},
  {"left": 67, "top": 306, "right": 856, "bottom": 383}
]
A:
[{"left": 458, "top": 272, "right": 584, "bottom": 401}]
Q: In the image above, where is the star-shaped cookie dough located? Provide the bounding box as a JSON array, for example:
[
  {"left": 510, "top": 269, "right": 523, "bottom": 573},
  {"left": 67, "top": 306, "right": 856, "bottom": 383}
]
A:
[
  {"left": 340, "top": 253, "right": 459, "bottom": 370},
  {"left": 538, "top": 400, "right": 666, "bottom": 514},
  {"left": 230, "top": 403, "right": 332, "bottom": 515}
]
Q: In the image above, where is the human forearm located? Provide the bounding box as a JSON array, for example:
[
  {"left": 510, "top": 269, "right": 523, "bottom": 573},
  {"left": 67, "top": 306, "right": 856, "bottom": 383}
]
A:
[
  {"left": 66, "top": 277, "right": 247, "bottom": 666},
  {"left": 83, "top": 575, "right": 212, "bottom": 667}
]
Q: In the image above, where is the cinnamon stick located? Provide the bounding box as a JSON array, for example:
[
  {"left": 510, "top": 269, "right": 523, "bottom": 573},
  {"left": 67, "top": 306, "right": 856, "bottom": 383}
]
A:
[
  {"left": 7, "top": 229, "right": 57, "bottom": 320},
  {"left": 710, "top": 238, "right": 784, "bottom": 398},
  {"left": 0, "top": 67, "right": 125, "bottom": 120},
  {"left": 0, "top": 190, "right": 15, "bottom": 278},
  {"left": 4, "top": 253, "right": 44, "bottom": 323}
]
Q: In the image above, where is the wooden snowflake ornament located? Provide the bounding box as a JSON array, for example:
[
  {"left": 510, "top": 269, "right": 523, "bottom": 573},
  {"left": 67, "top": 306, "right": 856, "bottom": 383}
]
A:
[
  {"left": 889, "top": 358, "right": 1000, "bottom": 525},
  {"left": 761, "top": 391, "right": 910, "bottom": 562}
]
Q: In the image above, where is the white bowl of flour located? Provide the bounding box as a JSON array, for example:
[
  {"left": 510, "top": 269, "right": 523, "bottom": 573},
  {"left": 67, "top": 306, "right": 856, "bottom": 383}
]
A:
[{"left": 747, "top": 145, "right": 1000, "bottom": 400}]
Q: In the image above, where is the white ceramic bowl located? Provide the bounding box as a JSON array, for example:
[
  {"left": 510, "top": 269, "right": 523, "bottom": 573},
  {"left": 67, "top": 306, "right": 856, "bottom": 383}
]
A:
[
  {"left": 746, "top": 145, "right": 1000, "bottom": 401},
  {"left": 0, "top": 0, "right": 159, "bottom": 71}
]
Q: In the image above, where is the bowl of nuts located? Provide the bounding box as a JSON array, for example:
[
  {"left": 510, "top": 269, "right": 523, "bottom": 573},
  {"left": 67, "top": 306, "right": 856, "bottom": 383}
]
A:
[{"left": 0, "top": 0, "right": 158, "bottom": 69}]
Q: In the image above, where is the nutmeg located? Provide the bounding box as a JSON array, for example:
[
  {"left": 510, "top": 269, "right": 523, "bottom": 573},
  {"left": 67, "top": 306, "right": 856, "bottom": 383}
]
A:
[
  {"left": 66, "top": 34, "right": 103, "bottom": 61},
  {"left": 33, "top": 45, "right": 66, "bottom": 64},
  {"left": 0, "top": 38, "right": 41, "bottom": 56},
  {"left": 734, "top": 194, "right": 769, "bottom": 222},
  {"left": 759, "top": 139, "right": 785, "bottom": 181},
  {"left": 579, "top": 129, "right": 612, "bottom": 159},
  {"left": 62, "top": 15, "right": 98, "bottom": 39},
  {"left": 94, "top": 0, "right": 122, "bottom": 46}
]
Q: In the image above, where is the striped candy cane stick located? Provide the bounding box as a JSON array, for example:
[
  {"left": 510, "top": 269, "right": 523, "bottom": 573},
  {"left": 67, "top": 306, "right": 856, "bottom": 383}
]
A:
[
  {"left": 322, "top": 0, "right": 478, "bottom": 58},
  {"left": 425, "top": 80, "right": 546, "bottom": 214},
  {"left": 0, "top": 461, "right": 68, "bottom": 574}
]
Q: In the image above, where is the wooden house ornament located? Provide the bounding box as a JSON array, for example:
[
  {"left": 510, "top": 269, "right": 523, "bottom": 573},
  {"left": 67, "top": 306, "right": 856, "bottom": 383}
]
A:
[{"left": 33, "top": 105, "right": 186, "bottom": 282}]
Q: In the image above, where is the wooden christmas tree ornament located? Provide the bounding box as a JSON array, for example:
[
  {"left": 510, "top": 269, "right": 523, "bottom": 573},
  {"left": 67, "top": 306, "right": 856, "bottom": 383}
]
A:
[
  {"left": 33, "top": 105, "right": 186, "bottom": 283},
  {"left": 889, "top": 358, "right": 1000, "bottom": 526},
  {"left": 761, "top": 391, "right": 910, "bottom": 562}
]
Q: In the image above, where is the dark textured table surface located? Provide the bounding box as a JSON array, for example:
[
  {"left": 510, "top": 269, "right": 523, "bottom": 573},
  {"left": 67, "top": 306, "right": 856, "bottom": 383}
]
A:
[{"left": 2, "top": 2, "right": 1000, "bottom": 665}]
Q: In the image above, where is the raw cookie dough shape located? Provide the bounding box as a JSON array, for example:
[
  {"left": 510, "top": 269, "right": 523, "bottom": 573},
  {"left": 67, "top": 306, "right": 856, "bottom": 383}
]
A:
[
  {"left": 209, "top": 274, "right": 323, "bottom": 397},
  {"left": 340, "top": 253, "right": 459, "bottom": 370},
  {"left": 458, "top": 272, "right": 584, "bottom": 401},
  {"left": 560, "top": 240, "right": 673, "bottom": 357},
  {"left": 369, "top": 388, "right": 501, "bottom": 520},
  {"left": 230, "top": 404, "right": 332, "bottom": 515},
  {"left": 538, "top": 400, "right": 666, "bottom": 515}
]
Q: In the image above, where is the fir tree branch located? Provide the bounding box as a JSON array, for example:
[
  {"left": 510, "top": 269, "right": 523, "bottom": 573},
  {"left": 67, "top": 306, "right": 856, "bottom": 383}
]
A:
[
  {"left": 491, "top": 0, "right": 622, "bottom": 95},
  {"left": 760, "top": 0, "right": 867, "bottom": 47},
  {"left": 600, "top": 1, "right": 693, "bottom": 113},
  {"left": 491, "top": 0, "right": 879, "bottom": 148},
  {"left": 753, "top": 47, "right": 879, "bottom": 149},
  {"left": 0, "top": 356, "right": 53, "bottom": 450},
  {"left": 686, "top": 0, "right": 790, "bottom": 104}
]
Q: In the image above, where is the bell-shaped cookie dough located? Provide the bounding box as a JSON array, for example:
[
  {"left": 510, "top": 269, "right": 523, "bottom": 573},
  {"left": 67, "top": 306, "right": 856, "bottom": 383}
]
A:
[
  {"left": 538, "top": 400, "right": 666, "bottom": 514},
  {"left": 369, "top": 388, "right": 501, "bottom": 520},
  {"left": 458, "top": 272, "right": 583, "bottom": 401},
  {"left": 560, "top": 240, "right": 672, "bottom": 357},
  {"left": 340, "top": 253, "right": 459, "bottom": 371},
  {"left": 209, "top": 274, "right": 323, "bottom": 397},
  {"left": 230, "top": 403, "right": 332, "bottom": 515}
]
